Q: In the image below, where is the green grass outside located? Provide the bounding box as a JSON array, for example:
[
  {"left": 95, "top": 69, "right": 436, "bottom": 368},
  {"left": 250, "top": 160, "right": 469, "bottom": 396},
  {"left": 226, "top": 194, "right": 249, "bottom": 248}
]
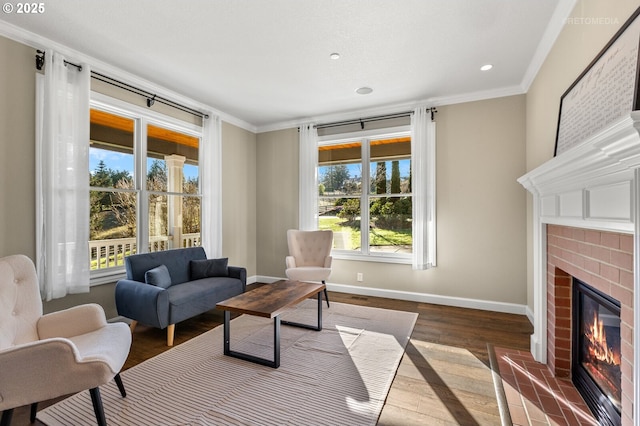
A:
[{"left": 319, "top": 217, "right": 412, "bottom": 249}]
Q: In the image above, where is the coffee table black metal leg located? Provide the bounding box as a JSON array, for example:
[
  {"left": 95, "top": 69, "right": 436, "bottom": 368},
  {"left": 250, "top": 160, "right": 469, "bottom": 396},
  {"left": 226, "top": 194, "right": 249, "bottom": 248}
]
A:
[
  {"left": 223, "top": 310, "right": 231, "bottom": 356},
  {"left": 273, "top": 316, "right": 280, "bottom": 368},
  {"left": 222, "top": 290, "right": 324, "bottom": 368},
  {"left": 281, "top": 290, "right": 323, "bottom": 331},
  {"left": 317, "top": 289, "right": 322, "bottom": 329},
  {"left": 223, "top": 310, "right": 281, "bottom": 368}
]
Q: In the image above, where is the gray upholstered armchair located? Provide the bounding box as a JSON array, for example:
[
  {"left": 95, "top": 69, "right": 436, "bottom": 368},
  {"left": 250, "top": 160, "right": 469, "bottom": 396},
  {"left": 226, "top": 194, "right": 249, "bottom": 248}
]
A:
[
  {"left": 0, "top": 255, "right": 131, "bottom": 426},
  {"left": 285, "top": 229, "right": 333, "bottom": 307}
]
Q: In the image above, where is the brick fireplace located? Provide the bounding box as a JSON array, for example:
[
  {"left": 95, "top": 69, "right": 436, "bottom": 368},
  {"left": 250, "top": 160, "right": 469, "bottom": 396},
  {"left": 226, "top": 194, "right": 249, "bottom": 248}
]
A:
[
  {"left": 546, "top": 225, "right": 633, "bottom": 423},
  {"left": 519, "top": 112, "right": 640, "bottom": 426}
]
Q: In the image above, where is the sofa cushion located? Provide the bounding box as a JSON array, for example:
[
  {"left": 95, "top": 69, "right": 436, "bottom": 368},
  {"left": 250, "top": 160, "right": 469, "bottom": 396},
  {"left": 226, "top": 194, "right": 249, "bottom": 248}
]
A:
[
  {"left": 167, "top": 277, "right": 244, "bottom": 324},
  {"left": 145, "top": 265, "right": 172, "bottom": 289},
  {"left": 190, "top": 258, "right": 229, "bottom": 279}
]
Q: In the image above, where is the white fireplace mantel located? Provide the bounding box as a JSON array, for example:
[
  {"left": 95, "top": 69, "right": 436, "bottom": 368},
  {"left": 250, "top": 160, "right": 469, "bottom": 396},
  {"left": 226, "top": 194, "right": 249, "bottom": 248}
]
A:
[
  {"left": 519, "top": 111, "right": 640, "bottom": 234},
  {"left": 518, "top": 111, "right": 640, "bottom": 421}
]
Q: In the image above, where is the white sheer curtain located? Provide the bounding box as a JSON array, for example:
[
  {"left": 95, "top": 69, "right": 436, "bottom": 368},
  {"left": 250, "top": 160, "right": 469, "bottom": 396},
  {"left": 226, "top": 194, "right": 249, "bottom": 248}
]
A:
[
  {"left": 411, "top": 106, "right": 437, "bottom": 270},
  {"left": 298, "top": 123, "right": 318, "bottom": 230},
  {"left": 200, "top": 114, "right": 223, "bottom": 258},
  {"left": 36, "top": 52, "right": 91, "bottom": 300}
]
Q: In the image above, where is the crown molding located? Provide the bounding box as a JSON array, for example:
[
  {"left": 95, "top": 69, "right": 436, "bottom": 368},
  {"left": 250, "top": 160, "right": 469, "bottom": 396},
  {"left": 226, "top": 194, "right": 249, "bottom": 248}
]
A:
[
  {"left": 256, "top": 84, "right": 525, "bottom": 134},
  {"left": 0, "top": 20, "right": 257, "bottom": 133},
  {"left": 520, "top": 0, "right": 578, "bottom": 92}
]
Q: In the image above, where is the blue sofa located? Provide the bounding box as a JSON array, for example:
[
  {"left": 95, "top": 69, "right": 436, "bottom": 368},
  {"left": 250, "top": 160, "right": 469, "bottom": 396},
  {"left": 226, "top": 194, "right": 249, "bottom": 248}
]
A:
[{"left": 115, "top": 247, "right": 246, "bottom": 346}]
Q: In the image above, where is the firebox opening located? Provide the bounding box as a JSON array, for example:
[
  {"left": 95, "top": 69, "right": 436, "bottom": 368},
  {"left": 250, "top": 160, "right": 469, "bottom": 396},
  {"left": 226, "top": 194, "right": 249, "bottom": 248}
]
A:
[{"left": 572, "top": 277, "right": 622, "bottom": 426}]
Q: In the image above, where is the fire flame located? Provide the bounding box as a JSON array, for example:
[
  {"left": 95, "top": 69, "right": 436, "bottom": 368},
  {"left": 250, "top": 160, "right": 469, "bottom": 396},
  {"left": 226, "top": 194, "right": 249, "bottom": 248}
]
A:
[{"left": 586, "top": 311, "right": 621, "bottom": 366}]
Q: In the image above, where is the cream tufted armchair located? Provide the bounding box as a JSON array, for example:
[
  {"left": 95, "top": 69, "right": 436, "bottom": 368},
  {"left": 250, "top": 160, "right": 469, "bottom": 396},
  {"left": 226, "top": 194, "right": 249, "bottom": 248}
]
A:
[
  {"left": 285, "top": 229, "right": 333, "bottom": 307},
  {"left": 0, "top": 255, "right": 131, "bottom": 426}
]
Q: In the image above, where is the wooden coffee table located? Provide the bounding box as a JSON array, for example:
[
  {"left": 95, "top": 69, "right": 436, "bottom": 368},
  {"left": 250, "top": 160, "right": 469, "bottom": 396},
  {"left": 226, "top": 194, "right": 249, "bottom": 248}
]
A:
[{"left": 216, "top": 280, "right": 325, "bottom": 368}]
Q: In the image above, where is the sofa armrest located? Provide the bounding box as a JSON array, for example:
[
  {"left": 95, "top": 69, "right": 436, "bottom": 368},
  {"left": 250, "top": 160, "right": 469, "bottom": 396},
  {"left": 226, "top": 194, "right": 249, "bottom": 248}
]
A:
[
  {"left": 228, "top": 266, "right": 247, "bottom": 292},
  {"left": 115, "top": 279, "right": 169, "bottom": 328}
]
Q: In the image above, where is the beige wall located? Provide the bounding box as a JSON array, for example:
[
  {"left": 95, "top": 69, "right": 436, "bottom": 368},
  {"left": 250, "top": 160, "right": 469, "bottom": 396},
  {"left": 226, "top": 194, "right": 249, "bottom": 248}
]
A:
[
  {"left": 256, "top": 128, "right": 299, "bottom": 277},
  {"left": 0, "top": 35, "right": 257, "bottom": 317},
  {"left": 257, "top": 95, "right": 528, "bottom": 305},
  {"left": 0, "top": 36, "right": 36, "bottom": 260},
  {"left": 524, "top": 1, "right": 639, "bottom": 311},
  {"left": 221, "top": 122, "right": 257, "bottom": 275}
]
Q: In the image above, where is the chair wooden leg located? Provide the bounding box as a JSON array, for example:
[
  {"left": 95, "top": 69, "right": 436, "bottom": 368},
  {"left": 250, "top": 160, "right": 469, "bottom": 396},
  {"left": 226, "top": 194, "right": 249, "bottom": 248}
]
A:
[
  {"left": 30, "top": 403, "right": 38, "bottom": 423},
  {"left": 129, "top": 320, "right": 138, "bottom": 333},
  {"left": 167, "top": 324, "right": 175, "bottom": 346},
  {"left": 0, "top": 409, "right": 13, "bottom": 426},
  {"left": 114, "top": 373, "right": 126, "bottom": 397},
  {"left": 89, "top": 387, "right": 107, "bottom": 426}
]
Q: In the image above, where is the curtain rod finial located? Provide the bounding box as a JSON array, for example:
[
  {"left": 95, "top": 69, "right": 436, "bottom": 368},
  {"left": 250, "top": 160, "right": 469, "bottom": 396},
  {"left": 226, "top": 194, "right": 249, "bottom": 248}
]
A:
[{"left": 35, "top": 50, "right": 45, "bottom": 71}]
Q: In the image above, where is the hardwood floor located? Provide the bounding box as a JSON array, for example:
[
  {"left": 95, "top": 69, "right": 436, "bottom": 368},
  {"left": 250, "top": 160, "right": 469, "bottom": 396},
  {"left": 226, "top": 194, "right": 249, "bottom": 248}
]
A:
[{"left": 7, "top": 285, "right": 532, "bottom": 425}]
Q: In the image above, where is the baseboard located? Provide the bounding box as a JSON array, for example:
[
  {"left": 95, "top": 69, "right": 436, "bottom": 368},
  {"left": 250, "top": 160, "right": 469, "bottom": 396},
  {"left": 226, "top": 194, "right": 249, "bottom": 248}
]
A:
[
  {"left": 109, "top": 315, "right": 130, "bottom": 324},
  {"left": 255, "top": 275, "right": 286, "bottom": 284},
  {"left": 525, "top": 305, "right": 534, "bottom": 326},
  {"left": 255, "top": 276, "right": 528, "bottom": 316}
]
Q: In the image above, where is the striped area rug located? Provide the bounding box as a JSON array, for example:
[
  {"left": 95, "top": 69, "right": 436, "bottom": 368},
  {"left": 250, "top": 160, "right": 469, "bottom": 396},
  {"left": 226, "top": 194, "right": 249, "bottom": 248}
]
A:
[{"left": 37, "top": 300, "right": 417, "bottom": 426}]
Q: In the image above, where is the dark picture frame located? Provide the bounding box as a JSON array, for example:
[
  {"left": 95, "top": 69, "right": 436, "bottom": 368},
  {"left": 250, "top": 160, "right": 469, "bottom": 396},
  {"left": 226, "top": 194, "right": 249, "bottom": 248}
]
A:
[{"left": 554, "top": 7, "right": 640, "bottom": 156}]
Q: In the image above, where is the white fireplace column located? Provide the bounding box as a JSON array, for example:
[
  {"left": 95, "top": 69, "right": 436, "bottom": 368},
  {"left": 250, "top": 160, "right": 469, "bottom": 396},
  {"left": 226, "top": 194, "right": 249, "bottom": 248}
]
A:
[
  {"left": 165, "top": 154, "right": 185, "bottom": 249},
  {"left": 518, "top": 111, "right": 640, "bottom": 424}
]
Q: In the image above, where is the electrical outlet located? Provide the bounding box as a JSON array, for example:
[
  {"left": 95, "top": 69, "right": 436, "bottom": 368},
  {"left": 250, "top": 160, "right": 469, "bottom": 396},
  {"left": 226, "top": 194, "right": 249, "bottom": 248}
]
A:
[{"left": 357, "top": 273, "right": 363, "bottom": 282}]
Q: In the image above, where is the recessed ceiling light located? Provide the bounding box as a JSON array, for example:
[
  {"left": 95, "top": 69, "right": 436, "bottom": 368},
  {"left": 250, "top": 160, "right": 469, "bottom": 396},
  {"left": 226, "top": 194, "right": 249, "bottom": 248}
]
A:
[
  {"left": 355, "top": 87, "right": 373, "bottom": 95},
  {"left": 480, "top": 64, "right": 493, "bottom": 71},
  {"left": 330, "top": 53, "right": 340, "bottom": 60}
]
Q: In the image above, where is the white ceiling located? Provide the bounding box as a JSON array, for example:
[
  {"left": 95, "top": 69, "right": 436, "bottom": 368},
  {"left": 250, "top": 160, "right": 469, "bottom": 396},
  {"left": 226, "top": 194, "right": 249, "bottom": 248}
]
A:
[{"left": 0, "top": 0, "right": 571, "bottom": 131}]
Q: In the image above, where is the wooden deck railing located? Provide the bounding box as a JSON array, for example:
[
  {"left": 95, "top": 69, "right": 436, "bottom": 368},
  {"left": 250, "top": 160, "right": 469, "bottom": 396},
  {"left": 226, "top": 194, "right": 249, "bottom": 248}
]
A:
[{"left": 89, "top": 233, "right": 201, "bottom": 270}]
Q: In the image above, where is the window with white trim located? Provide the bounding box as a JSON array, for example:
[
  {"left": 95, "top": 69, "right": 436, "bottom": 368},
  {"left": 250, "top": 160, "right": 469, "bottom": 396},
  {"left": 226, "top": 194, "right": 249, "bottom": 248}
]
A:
[
  {"left": 89, "top": 96, "right": 204, "bottom": 278},
  {"left": 318, "top": 127, "right": 414, "bottom": 262}
]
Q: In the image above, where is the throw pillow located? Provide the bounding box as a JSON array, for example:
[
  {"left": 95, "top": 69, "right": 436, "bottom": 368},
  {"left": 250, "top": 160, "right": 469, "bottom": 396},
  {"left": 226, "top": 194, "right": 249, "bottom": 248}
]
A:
[
  {"left": 144, "top": 264, "right": 172, "bottom": 289},
  {"left": 190, "top": 258, "right": 229, "bottom": 279}
]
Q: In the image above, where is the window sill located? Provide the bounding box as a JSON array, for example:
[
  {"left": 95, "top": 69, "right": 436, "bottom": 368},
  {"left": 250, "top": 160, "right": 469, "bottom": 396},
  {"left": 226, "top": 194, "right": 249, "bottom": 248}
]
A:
[
  {"left": 90, "top": 269, "right": 126, "bottom": 286},
  {"left": 332, "top": 251, "right": 411, "bottom": 265}
]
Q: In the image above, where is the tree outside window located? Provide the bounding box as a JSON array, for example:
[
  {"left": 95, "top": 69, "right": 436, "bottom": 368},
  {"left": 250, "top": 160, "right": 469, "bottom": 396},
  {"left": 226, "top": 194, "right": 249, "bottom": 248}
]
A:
[
  {"left": 89, "top": 108, "right": 202, "bottom": 271},
  {"left": 317, "top": 134, "right": 412, "bottom": 256}
]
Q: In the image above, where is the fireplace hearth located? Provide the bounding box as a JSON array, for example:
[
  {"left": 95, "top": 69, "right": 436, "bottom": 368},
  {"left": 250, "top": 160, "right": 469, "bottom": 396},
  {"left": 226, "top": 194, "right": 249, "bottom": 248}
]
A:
[{"left": 572, "top": 278, "right": 622, "bottom": 426}]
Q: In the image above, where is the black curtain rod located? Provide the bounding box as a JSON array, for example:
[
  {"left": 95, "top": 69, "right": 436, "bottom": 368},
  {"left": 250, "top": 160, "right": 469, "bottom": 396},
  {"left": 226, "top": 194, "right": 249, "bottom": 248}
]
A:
[
  {"left": 35, "top": 51, "right": 209, "bottom": 120},
  {"left": 91, "top": 71, "right": 209, "bottom": 119},
  {"left": 315, "top": 111, "right": 413, "bottom": 130},
  {"left": 64, "top": 59, "right": 82, "bottom": 71},
  {"left": 37, "top": 51, "right": 83, "bottom": 72}
]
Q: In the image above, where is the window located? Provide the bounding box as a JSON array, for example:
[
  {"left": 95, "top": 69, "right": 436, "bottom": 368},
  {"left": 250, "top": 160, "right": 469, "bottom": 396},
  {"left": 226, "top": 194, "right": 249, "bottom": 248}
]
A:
[
  {"left": 145, "top": 123, "right": 201, "bottom": 252},
  {"left": 318, "top": 128, "right": 413, "bottom": 261},
  {"left": 89, "top": 109, "right": 137, "bottom": 270},
  {"left": 89, "top": 100, "right": 204, "bottom": 276}
]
